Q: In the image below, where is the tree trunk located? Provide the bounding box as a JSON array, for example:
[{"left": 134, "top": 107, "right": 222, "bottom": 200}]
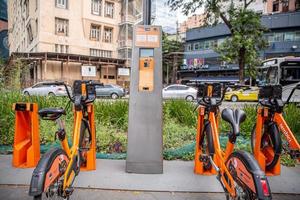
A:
[
  {"left": 172, "top": 55, "right": 178, "bottom": 84},
  {"left": 238, "top": 48, "right": 246, "bottom": 84}
]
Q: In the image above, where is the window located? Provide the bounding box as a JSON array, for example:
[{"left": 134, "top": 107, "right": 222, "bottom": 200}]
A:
[
  {"left": 295, "top": 31, "right": 300, "bottom": 41},
  {"left": 104, "top": 1, "right": 114, "bottom": 18},
  {"left": 266, "top": 33, "right": 274, "bottom": 42},
  {"left": 199, "top": 42, "right": 204, "bottom": 49},
  {"left": 204, "top": 41, "right": 210, "bottom": 49},
  {"left": 213, "top": 40, "right": 218, "bottom": 48},
  {"left": 166, "top": 86, "right": 177, "bottom": 91},
  {"left": 103, "top": 27, "right": 113, "bottom": 43},
  {"left": 90, "top": 48, "right": 112, "bottom": 58},
  {"left": 103, "top": 75, "right": 115, "bottom": 79},
  {"left": 284, "top": 32, "right": 294, "bottom": 41},
  {"left": 186, "top": 44, "right": 192, "bottom": 51},
  {"left": 296, "top": 0, "right": 300, "bottom": 11},
  {"left": 55, "top": 18, "right": 69, "bottom": 36},
  {"left": 194, "top": 43, "right": 199, "bottom": 50},
  {"left": 90, "top": 24, "right": 101, "bottom": 40},
  {"left": 273, "top": 32, "right": 284, "bottom": 42},
  {"left": 91, "top": 0, "right": 102, "bottom": 15},
  {"left": 272, "top": 0, "right": 279, "bottom": 12},
  {"left": 55, "top": 44, "right": 69, "bottom": 53},
  {"left": 282, "top": 0, "right": 289, "bottom": 12},
  {"left": 56, "top": 0, "right": 68, "bottom": 9},
  {"left": 27, "top": 24, "right": 33, "bottom": 44},
  {"left": 177, "top": 86, "right": 188, "bottom": 90}
]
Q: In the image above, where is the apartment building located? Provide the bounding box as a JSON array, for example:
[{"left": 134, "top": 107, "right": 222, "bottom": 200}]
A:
[
  {"left": 0, "top": 0, "right": 8, "bottom": 59},
  {"left": 178, "top": 14, "right": 205, "bottom": 41},
  {"left": 118, "top": 0, "right": 142, "bottom": 64},
  {"left": 8, "top": 0, "right": 129, "bottom": 86},
  {"left": 264, "top": 0, "right": 300, "bottom": 13}
]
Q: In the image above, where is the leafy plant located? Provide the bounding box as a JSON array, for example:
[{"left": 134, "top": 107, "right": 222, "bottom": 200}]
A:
[{"left": 168, "top": 0, "right": 268, "bottom": 83}]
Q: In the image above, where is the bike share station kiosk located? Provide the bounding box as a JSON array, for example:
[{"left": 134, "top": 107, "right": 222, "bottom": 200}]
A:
[{"left": 126, "top": 0, "right": 163, "bottom": 174}]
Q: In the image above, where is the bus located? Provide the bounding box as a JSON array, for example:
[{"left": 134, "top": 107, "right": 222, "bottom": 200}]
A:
[{"left": 257, "top": 57, "right": 300, "bottom": 86}]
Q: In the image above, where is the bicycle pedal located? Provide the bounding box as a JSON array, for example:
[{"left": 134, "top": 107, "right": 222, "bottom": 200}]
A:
[{"left": 65, "top": 187, "right": 74, "bottom": 196}]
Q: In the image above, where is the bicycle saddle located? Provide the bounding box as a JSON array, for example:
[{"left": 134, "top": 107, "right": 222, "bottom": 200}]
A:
[
  {"left": 221, "top": 108, "right": 246, "bottom": 135},
  {"left": 38, "top": 108, "right": 66, "bottom": 120}
]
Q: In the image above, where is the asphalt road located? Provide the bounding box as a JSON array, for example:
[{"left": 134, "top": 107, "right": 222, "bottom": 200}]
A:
[{"left": 1, "top": 185, "right": 299, "bottom": 200}]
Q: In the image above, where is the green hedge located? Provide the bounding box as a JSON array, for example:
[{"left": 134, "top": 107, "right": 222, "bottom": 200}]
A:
[{"left": 1, "top": 91, "right": 299, "bottom": 164}]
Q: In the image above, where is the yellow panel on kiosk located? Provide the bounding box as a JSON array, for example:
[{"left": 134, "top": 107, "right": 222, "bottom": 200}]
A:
[{"left": 139, "top": 48, "right": 154, "bottom": 92}]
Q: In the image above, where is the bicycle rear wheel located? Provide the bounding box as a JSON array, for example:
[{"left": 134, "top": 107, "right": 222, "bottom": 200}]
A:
[
  {"left": 199, "top": 121, "right": 215, "bottom": 170},
  {"left": 79, "top": 120, "right": 91, "bottom": 164},
  {"left": 29, "top": 148, "right": 70, "bottom": 200},
  {"left": 251, "top": 123, "right": 282, "bottom": 171},
  {"left": 226, "top": 150, "right": 272, "bottom": 200}
]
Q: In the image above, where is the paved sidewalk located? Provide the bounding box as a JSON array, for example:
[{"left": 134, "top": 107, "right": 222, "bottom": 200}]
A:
[
  {"left": 1, "top": 185, "right": 300, "bottom": 200},
  {"left": 0, "top": 155, "right": 299, "bottom": 194}
]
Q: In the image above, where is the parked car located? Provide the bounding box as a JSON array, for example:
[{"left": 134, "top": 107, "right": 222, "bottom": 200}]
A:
[
  {"left": 224, "top": 86, "right": 259, "bottom": 102},
  {"left": 95, "top": 84, "right": 125, "bottom": 99},
  {"left": 22, "top": 81, "right": 71, "bottom": 96},
  {"left": 162, "top": 84, "right": 197, "bottom": 100}
]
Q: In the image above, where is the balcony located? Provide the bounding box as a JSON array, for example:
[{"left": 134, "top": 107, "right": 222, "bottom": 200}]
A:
[{"left": 118, "top": 40, "right": 133, "bottom": 48}]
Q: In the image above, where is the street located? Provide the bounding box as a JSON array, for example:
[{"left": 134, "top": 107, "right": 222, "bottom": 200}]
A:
[{"left": 1, "top": 185, "right": 299, "bottom": 200}]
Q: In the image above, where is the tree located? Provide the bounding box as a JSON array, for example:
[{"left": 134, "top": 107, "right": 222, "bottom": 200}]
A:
[
  {"left": 168, "top": 0, "right": 268, "bottom": 84},
  {"left": 216, "top": 8, "right": 268, "bottom": 84},
  {"left": 162, "top": 32, "right": 184, "bottom": 84}
]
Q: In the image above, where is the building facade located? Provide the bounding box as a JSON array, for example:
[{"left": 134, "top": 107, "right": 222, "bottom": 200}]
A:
[
  {"left": 180, "top": 12, "right": 300, "bottom": 84},
  {"left": 8, "top": 0, "right": 133, "bottom": 86},
  {"left": 264, "top": 0, "right": 300, "bottom": 13},
  {"left": 178, "top": 14, "right": 205, "bottom": 41},
  {"left": 0, "top": 0, "right": 8, "bottom": 59}
]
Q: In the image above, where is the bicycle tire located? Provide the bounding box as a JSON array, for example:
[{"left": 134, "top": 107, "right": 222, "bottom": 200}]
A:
[
  {"left": 226, "top": 150, "right": 272, "bottom": 200},
  {"left": 199, "top": 121, "right": 215, "bottom": 170},
  {"left": 79, "top": 120, "right": 91, "bottom": 164},
  {"left": 29, "top": 148, "right": 69, "bottom": 199},
  {"left": 251, "top": 123, "right": 282, "bottom": 171}
]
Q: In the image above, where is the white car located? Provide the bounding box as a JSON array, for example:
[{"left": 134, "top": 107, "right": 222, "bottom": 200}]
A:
[
  {"left": 22, "top": 82, "right": 71, "bottom": 96},
  {"left": 162, "top": 84, "right": 197, "bottom": 100}
]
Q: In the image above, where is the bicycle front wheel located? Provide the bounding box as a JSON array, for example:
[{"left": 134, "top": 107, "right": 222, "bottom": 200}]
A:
[
  {"left": 251, "top": 123, "right": 282, "bottom": 171},
  {"left": 226, "top": 150, "right": 272, "bottom": 200}
]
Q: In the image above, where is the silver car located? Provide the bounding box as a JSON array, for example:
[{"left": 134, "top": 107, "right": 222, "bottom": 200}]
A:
[
  {"left": 95, "top": 84, "right": 125, "bottom": 99},
  {"left": 22, "top": 82, "right": 71, "bottom": 96},
  {"left": 162, "top": 84, "right": 197, "bottom": 100}
]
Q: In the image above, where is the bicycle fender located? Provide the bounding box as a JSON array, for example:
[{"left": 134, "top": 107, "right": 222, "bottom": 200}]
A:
[
  {"left": 227, "top": 151, "right": 272, "bottom": 200},
  {"left": 28, "top": 148, "right": 68, "bottom": 196}
]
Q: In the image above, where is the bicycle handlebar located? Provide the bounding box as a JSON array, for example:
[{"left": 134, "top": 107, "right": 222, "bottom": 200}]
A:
[
  {"left": 45, "top": 81, "right": 99, "bottom": 106},
  {"left": 196, "top": 85, "right": 227, "bottom": 108},
  {"left": 259, "top": 83, "right": 300, "bottom": 109},
  {"left": 285, "top": 83, "right": 300, "bottom": 105}
]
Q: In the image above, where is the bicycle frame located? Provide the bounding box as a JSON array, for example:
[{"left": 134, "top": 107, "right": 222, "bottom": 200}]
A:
[
  {"left": 254, "top": 107, "right": 300, "bottom": 175},
  {"left": 195, "top": 105, "right": 237, "bottom": 197},
  {"left": 208, "top": 110, "right": 238, "bottom": 197}
]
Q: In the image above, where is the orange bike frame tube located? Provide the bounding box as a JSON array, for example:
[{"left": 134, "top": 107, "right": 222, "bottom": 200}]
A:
[
  {"left": 63, "top": 110, "right": 83, "bottom": 190},
  {"left": 209, "top": 112, "right": 236, "bottom": 197},
  {"left": 194, "top": 107, "right": 205, "bottom": 163},
  {"left": 61, "top": 137, "right": 71, "bottom": 157},
  {"left": 254, "top": 108, "right": 264, "bottom": 159},
  {"left": 274, "top": 113, "right": 300, "bottom": 151}
]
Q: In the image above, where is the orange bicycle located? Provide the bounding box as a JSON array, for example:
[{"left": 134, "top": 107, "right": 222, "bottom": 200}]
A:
[
  {"left": 251, "top": 84, "right": 300, "bottom": 174},
  {"left": 28, "top": 80, "right": 99, "bottom": 200},
  {"left": 195, "top": 83, "right": 271, "bottom": 200}
]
